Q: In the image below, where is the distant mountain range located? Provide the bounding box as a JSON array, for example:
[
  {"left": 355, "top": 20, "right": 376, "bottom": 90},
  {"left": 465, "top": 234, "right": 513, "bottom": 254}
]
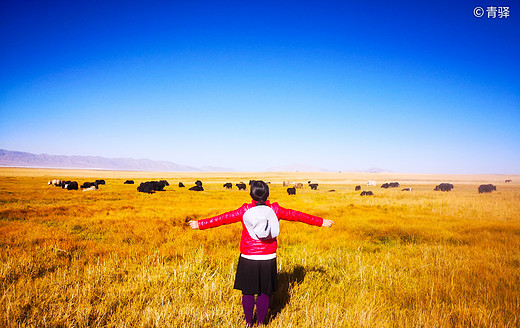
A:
[
  {"left": 0, "top": 149, "right": 390, "bottom": 173},
  {"left": 0, "top": 149, "right": 224, "bottom": 172}
]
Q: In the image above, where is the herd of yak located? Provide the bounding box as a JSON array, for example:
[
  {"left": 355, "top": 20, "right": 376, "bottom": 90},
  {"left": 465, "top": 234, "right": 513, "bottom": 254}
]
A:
[
  {"left": 47, "top": 179, "right": 105, "bottom": 191},
  {"left": 47, "top": 178, "right": 509, "bottom": 195}
]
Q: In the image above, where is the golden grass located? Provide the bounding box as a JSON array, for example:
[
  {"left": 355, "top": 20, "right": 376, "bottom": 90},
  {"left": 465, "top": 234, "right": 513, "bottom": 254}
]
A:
[{"left": 1, "top": 168, "right": 519, "bottom": 327}]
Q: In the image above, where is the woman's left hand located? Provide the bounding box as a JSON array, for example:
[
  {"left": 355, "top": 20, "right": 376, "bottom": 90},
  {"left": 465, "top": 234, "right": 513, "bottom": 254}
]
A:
[
  {"left": 322, "top": 219, "right": 334, "bottom": 227},
  {"left": 189, "top": 220, "right": 199, "bottom": 229}
]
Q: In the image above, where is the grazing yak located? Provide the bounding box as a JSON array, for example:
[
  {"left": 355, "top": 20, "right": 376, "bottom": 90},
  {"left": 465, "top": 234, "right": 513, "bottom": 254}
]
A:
[
  {"left": 355, "top": 185, "right": 361, "bottom": 191},
  {"left": 401, "top": 187, "right": 413, "bottom": 191},
  {"left": 95, "top": 179, "right": 106, "bottom": 185},
  {"left": 223, "top": 183, "right": 233, "bottom": 189},
  {"left": 179, "top": 182, "right": 185, "bottom": 187},
  {"left": 381, "top": 182, "right": 400, "bottom": 189},
  {"left": 294, "top": 183, "right": 303, "bottom": 189},
  {"left": 82, "top": 186, "right": 97, "bottom": 192},
  {"left": 137, "top": 181, "right": 169, "bottom": 193},
  {"left": 287, "top": 187, "right": 296, "bottom": 195},
  {"left": 61, "top": 181, "right": 79, "bottom": 190},
  {"left": 189, "top": 180, "right": 204, "bottom": 191},
  {"left": 236, "top": 182, "right": 247, "bottom": 190},
  {"left": 309, "top": 183, "right": 318, "bottom": 190},
  {"left": 382, "top": 182, "right": 395, "bottom": 188},
  {"left": 366, "top": 181, "right": 376, "bottom": 186},
  {"left": 505, "top": 179, "right": 512, "bottom": 183},
  {"left": 48, "top": 179, "right": 61, "bottom": 187},
  {"left": 283, "top": 181, "right": 292, "bottom": 187},
  {"left": 360, "top": 191, "right": 374, "bottom": 196},
  {"left": 434, "top": 183, "right": 454, "bottom": 192},
  {"left": 81, "top": 181, "right": 98, "bottom": 190},
  {"left": 124, "top": 180, "right": 134, "bottom": 184},
  {"left": 478, "top": 184, "right": 496, "bottom": 193},
  {"left": 137, "top": 182, "right": 154, "bottom": 194},
  {"left": 68, "top": 181, "right": 79, "bottom": 190}
]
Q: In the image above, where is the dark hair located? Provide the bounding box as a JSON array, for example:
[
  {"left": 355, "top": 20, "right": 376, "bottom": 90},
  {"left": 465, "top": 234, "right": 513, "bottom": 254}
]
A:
[{"left": 250, "top": 180, "right": 269, "bottom": 206}]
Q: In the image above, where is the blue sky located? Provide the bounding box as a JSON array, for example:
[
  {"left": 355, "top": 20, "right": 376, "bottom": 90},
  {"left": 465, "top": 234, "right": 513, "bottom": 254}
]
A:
[{"left": 1, "top": 1, "right": 519, "bottom": 173}]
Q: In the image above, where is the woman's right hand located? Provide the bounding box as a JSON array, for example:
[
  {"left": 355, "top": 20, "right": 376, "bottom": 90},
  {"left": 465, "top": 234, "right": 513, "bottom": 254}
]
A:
[
  {"left": 189, "top": 220, "right": 199, "bottom": 229},
  {"left": 321, "top": 219, "right": 334, "bottom": 227}
]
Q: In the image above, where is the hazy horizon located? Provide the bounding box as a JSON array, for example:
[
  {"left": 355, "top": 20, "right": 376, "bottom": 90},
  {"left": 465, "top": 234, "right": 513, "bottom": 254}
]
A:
[
  {"left": 2, "top": 148, "right": 520, "bottom": 176},
  {"left": 1, "top": 1, "right": 519, "bottom": 174}
]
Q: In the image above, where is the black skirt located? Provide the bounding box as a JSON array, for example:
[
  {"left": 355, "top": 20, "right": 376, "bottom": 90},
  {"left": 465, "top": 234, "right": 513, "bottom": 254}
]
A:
[{"left": 234, "top": 256, "right": 278, "bottom": 295}]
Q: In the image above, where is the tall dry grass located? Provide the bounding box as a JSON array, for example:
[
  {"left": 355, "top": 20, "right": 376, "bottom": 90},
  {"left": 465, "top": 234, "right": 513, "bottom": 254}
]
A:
[{"left": 1, "top": 168, "right": 519, "bottom": 327}]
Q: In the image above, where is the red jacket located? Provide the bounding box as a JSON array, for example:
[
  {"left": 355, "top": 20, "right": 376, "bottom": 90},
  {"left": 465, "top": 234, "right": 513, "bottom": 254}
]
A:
[{"left": 197, "top": 200, "right": 324, "bottom": 255}]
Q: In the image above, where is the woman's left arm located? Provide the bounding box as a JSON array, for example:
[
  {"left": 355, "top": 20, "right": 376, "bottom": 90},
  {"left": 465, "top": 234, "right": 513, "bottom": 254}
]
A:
[{"left": 273, "top": 203, "right": 329, "bottom": 227}]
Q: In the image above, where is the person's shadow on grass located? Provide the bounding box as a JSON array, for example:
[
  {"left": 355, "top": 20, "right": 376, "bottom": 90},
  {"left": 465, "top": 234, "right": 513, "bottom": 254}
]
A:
[{"left": 268, "top": 265, "right": 326, "bottom": 323}]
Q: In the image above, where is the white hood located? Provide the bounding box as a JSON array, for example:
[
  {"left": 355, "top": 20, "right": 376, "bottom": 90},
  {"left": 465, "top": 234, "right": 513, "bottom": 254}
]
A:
[{"left": 243, "top": 205, "right": 280, "bottom": 240}]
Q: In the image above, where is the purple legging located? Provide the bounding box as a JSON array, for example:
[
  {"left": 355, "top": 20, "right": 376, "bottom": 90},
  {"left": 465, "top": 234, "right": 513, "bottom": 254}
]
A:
[{"left": 242, "top": 294, "right": 270, "bottom": 325}]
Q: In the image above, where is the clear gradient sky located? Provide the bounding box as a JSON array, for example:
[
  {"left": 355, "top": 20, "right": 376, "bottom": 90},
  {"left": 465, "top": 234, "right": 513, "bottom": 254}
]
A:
[{"left": 1, "top": 1, "right": 519, "bottom": 173}]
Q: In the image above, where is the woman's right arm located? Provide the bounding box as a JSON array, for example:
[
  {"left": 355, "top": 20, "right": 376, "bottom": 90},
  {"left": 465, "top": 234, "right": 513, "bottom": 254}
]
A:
[{"left": 191, "top": 204, "right": 248, "bottom": 230}]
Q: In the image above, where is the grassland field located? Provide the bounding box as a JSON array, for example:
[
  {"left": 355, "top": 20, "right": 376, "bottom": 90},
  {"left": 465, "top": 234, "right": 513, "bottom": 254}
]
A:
[{"left": 1, "top": 168, "right": 519, "bottom": 327}]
